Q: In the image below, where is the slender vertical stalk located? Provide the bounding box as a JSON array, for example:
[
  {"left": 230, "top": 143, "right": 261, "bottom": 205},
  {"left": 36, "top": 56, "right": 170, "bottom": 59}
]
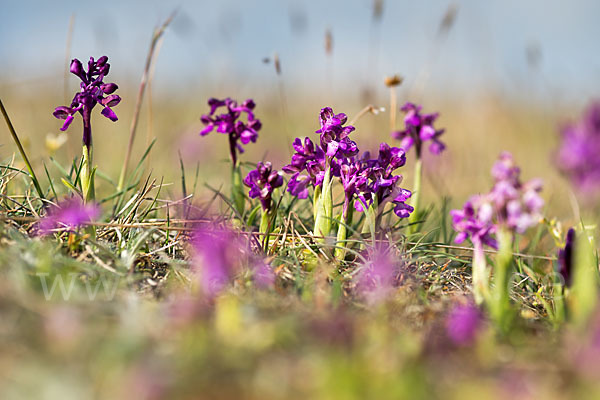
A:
[
  {"left": 359, "top": 198, "right": 377, "bottom": 248},
  {"left": 570, "top": 227, "right": 598, "bottom": 328},
  {"left": 259, "top": 208, "right": 275, "bottom": 251},
  {"left": 80, "top": 111, "right": 95, "bottom": 202},
  {"left": 491, "top": 228, "right": 514, "bottom": 332},
  {"left": 408, "top": 158, "right": 423, "bottom": 233},
  {"left": 472, "top": 241, "right": 489, "bottom": 305},
  {"left": 0, "top": 99, "right": 45, "bottom": 200},
  {"left": 334, "top": 198, "right": 353, "bottom": 260},
  {"left": 313, "top": 185, "right": 322, "bottom": 224},
  {"left": 389, "top": 86, "right": 397, "bottom": 133},
  {"left": 117, "top": 13, "right": 174, "bottom": 193},
  {"left": 231, "top": 163, "right": 245, "bottom": 216},
  {"left": 314, "top": 159, "right": 333, "bottom": 241}
]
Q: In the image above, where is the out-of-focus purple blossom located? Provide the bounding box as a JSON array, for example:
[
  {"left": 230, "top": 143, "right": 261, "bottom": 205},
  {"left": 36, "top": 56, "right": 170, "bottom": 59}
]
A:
[
  {"left": 53, "top": 57, "right": 120, "bottom": 147},
  {"left": 190, "top": 224, "right": 274, "bottom": 296},
  {"left": 38, "top": 198, "right": 100, "bottom": 235},
  {"left": 315, "top": 107, "right": 359, "bottom": 159},
  {"left": 355, "top": 248, "right": 399, "bottom": 304},
  {"left": 392, "top": 102, "right": 445, "bottom": 157},
  {"left": 570, "top": 312, "right": 600, "bottom": 380},
  {"left": 451, "top": 152, "right": 544, "bottom": 248},
  {"left": 191, "top": 226, "right": 245, "bottom": 296},
  {"left": 199, "top": 98, "right": 261, "bottom": 166},
  {"left": 445, "top": 302, "right": 482, "bottom": 345},
  {"left": 243, "top": 162, "right": 283, "bottom": 211},
  {"left": 557, "top": 101, "right": 600, "bottom": 194},
  {"left": 450, "top": 198, "right": 498, "bottom": 249},
  {"left": 558, "top": 228, "right": 575, "bottom": 288}
]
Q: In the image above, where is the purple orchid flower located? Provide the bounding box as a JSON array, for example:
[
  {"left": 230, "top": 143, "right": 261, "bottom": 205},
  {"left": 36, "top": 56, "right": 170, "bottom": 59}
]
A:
[
  {"left": 38, "top": 197, "right": 100, "bottom": 235},
  {"left": 392, "top": 102, "right": 445, "bottom": 158},
  {"left": 315, "top": 107, "right": 359, "bottom": 159},
  {"left": 199, "top": 98, "right": 261, "bottom": 166},
  {"left": 451, "top": 152, "right": 543, "bottom": 249},
  {"left": 243, "top": 161, "right": 284, "bottom": 211},
  {"left": 353, "top": 143, "right": 413, "bottom": 219},
  {"left": 53, "top": 57, "right": 121, "bottom": 148},
  {"left": 556, "top": 101, "right": 600, "bottom": 195},
  {"left": 283, "top": 136, "right": 341, "bottom": 198}
]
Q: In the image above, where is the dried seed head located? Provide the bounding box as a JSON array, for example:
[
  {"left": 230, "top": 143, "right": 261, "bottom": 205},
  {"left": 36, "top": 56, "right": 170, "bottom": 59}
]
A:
[
  {"left": 325, "top": 29, "right": 333, "bottom": 56},
  {"left": 274, "top": 52, "right": 281, "bottom": 76},
  {"left": 438, "top": 3, "right": 458, "bottom": 35},
  {"left": 372, "top": 0, "right": 384, "bottom": 21},
  {"left": 384, "top": 75, "right": 403, "bottom": 87}
]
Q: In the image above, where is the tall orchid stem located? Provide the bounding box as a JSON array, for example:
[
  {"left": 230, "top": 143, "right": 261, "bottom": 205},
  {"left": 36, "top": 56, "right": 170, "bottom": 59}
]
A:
[
  {"left": 359, "top": 198, "right": 377, "bottom": 248},
  {"left": 0, "top": 98, "right": 45, "bottom": 200},
  {"left": 314, "top": 158, "right": 333, "bottom": 242},
  {"left": 259, "top": 207, "right": 275, "bottom": 251},
  {"left": 472, "top": 241, "right": 489, "bottom": 305},
  {"left": 81, "top": 113, "right": 95, "bottom": 203},
  {"left": 408, "top": 157, "right": 423, "bottom": 233},
  {"left": 389, "top": 87, "right": 397, "bottom": 132},
  {"left": 313, "top": 185, "right": 322, "bottom": 224},
  {"left": 491, "top": 228, "right": 514, "bottom": 332},
  {"left": 231, "top": 163, "right": 245, "bottom": 217},
  {"left": 570, "top": 225, "right": 598, "bottom": 328},
  {"left": 334, "top": 198, "right": 353, "bottom": 260}
]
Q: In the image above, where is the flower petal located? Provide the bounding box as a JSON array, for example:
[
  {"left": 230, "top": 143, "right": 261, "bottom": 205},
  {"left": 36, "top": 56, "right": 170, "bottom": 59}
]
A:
[{"left": 101, "top": 106, "right": 118, "bottom": 121}]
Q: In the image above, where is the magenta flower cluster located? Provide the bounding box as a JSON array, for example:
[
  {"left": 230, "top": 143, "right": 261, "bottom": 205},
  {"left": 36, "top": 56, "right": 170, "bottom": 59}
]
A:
[
  {"left": 392, "top": 102, "right": 445, "bottom": 157},
  {"left": 199, "top": 98, "right": 261, "bottom": 166},
  {"left": 342, "top": 143, "right": 413, "bottom": 218},
  {"left": 316, "top": 107, "right": 359, "bottom": 159},
  {"left": 445, "top": 302, "right": 482, "bottom": 345},
  {"left": 284, "top": 107, "right": 413, "bottom": 219},
  {"left": 39, "top": 198, "right": 100, "bottom": 235},
  {"left": 282, "top": 137, "right": 328, "bottom": 198},
  {"left": 243, "top": 161, "right": 284, "bottom": 211},
  {"left": 557, "top": 101, "right": 600, "bottom": 194},
  {"left": 53, "top": 56, "right": 121, "bottom": 146},
  {"left": 451, "top": 152, "right": 544, "bottom": 248},
  {"left": 191, "top": 225, "right": 273, "bottom": 296}
]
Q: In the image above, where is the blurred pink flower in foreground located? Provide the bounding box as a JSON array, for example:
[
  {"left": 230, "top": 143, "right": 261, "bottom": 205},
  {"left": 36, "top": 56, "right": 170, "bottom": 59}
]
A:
[
  {"left": 445, "top": 302, "right": 482, "bottom": 345},
  {"left": 38, "top": 197, "right": 100, "bottom": 235},
  {"left": 190, "top": 224, "right": 274, "bottom": 297},
  {"left": 355, "top": 248, "right": 400, "bottom": 304}
]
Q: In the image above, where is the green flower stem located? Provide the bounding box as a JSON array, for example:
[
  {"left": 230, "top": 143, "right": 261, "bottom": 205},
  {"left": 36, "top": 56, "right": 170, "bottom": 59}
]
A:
[
  {"left": 313, "top": 185, "right": 322, "bottom": 224},
  {"left": 491, "top": 228, "right": 514, "bottom": 332},
  {"left": 360, "top": 199, "right": 377, "bottom": 247},
  {"left": 570, "top": 227, "right": 598, "bottom": 328},
  {"left": 81, "top": 143, "right": 95, "bottom": 203},
  {"left": 334, "top": 200, "right": 353, "bottom": 260},
  {"left": 472, "top": 241, "right": 490, "bottom": 305},
  {"left": 408, "top": 158, "right": 423, "bottom": 233},
  {"left": 259, "top": 207, "right": 275, "bottom": 251},
  {"left": 0, "top": 98, "right": 45, "bottom": 200},
  {"left": 231, "top": 163, "right": 245, "bottom": 216},
  {"left": 314, "top": 159, "right": 333, "bottom": 242}
]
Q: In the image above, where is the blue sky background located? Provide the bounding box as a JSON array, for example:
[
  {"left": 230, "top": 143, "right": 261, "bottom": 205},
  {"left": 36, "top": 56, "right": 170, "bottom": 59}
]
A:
[{"left": 1, "top": 0, "right": 599, "bottom": 103}]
